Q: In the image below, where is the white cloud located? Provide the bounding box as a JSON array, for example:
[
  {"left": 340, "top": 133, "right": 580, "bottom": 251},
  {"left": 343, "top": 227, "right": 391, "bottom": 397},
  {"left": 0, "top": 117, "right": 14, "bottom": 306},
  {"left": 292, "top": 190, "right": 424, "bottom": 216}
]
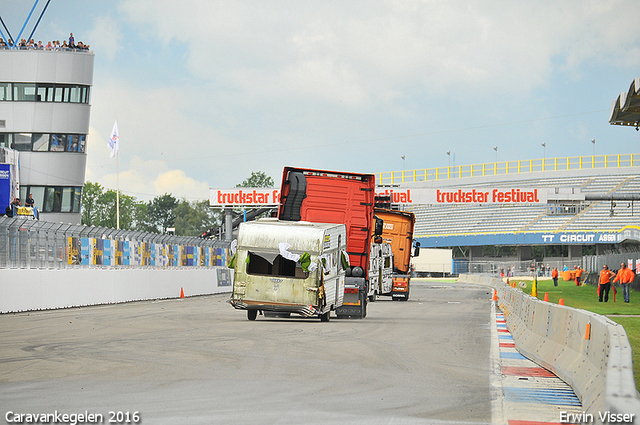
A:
[
  {"left": 117, "top": 0, "right": 640, "bottom": 105},
  {"left": 86, "top": 15, "right": 123, "bottom": 60},
  {"left": 153, "top": 169, "right": 211, "bottom": 200},
  {"left": 79, "top": 0, "right": 640, "bottom": 193}
]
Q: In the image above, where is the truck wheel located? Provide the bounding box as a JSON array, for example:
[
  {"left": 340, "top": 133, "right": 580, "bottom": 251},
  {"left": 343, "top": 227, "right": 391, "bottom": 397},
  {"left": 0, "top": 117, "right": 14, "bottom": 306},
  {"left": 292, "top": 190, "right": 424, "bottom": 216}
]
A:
[
  {"left": 247, "top": 310, "right": 258, "bottom": 321},
  {"left": 320, "top": 311, "right": 331, "bottom": 322},
  {"left": 361, "top": 294, "right": 368, "bottom": 318}
]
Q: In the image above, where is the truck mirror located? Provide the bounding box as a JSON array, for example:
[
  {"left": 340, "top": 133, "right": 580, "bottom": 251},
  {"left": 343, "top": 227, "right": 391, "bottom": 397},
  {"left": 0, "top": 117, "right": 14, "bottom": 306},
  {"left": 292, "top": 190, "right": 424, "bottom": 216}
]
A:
[
  {"left": 374, "top": 217, "right": 383, "bottom": 236},
  {"left": 414, "top": 241, "right": 420, "bottom": 257}
]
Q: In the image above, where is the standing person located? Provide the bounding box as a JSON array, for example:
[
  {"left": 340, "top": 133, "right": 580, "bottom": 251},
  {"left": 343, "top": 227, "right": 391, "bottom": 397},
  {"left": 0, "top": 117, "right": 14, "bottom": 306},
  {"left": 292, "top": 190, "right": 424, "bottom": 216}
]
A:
[
  {"left": 613, "top": 263, "right": 634, "bottom": 303},
  {"left": 599, "top": 265, "right": 615, "bottom": 302},
  {"left": 552, "top": 267, "right": 559, "bottom": 287},
  {"left": 68, "top": 32, "right": 75, "bottom": 48},
  {"left": 575, "top": 266, "right": 583, "bottom": 286}
]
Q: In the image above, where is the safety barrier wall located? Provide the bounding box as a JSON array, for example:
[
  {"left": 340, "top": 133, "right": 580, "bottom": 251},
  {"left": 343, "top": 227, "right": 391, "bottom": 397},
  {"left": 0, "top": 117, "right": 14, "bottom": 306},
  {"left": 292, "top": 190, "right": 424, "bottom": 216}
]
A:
[
  {"left": 0, "top": 267, "right": 233, "bottom": 313},
  {"left": 460, "top": 274, "right": 640, "bottom": 423},
  {"left": 0, "top": 216, "right": 231, "bottom": 269}
]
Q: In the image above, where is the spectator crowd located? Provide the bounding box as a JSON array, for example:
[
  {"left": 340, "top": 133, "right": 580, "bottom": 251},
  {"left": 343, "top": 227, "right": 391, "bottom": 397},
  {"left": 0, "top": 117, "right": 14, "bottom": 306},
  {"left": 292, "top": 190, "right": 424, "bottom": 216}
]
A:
[{"left": 0, "top": 32, "right": 89, "bottom": 52}]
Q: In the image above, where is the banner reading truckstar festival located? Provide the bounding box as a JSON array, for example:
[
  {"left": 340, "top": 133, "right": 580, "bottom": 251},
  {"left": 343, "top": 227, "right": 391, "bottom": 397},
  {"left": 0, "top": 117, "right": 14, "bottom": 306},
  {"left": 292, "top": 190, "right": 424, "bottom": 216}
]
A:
[
  {"left": 375, "top": 187, "right": 548, "bottom": 205},
  {"left": 209, "top": 187, "right": 549, "bottom": 206}
]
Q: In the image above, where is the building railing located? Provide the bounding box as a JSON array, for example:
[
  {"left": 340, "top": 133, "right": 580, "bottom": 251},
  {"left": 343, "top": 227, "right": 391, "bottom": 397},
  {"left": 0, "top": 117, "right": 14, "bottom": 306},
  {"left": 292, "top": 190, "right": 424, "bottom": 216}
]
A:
[
  {"left": 0, "top": 216, "right": 231, "bottom": 269},
  {"left": 377, "top": 153, "right": 640, "bottom": 185}
]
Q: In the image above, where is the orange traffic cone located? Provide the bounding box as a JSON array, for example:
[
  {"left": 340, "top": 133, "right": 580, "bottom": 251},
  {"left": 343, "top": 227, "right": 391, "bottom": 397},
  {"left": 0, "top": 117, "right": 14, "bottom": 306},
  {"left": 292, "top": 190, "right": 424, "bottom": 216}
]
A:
[
  {"left": 558, "top": 298, "right": 564, "bottom": 306},
  {"left": 180, "top": 287, "right": 185, "bottom": 298},
  {"left": 543, "top": 292, "right": 549, "bottom": 302},
  {"left": 492, "top": 289, "right": 498, "bottom": 301}
]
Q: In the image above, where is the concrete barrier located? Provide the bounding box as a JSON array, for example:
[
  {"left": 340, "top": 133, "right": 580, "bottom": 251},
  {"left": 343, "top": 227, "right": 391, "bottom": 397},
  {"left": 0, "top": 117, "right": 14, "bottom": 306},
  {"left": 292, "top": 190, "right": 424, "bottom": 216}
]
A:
[
  {"left": 460, "top": 273, "right": 640, "bottom": 424},
  {"left": 0, "top": 267, "right": 233, "bottom": 313}
]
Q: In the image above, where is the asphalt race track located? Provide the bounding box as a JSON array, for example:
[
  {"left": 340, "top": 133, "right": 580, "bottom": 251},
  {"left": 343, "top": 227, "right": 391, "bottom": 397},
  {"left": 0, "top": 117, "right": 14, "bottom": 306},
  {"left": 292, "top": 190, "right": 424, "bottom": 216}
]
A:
[{"left": 0, "top": 281, "right": 495, "bottom": 425}]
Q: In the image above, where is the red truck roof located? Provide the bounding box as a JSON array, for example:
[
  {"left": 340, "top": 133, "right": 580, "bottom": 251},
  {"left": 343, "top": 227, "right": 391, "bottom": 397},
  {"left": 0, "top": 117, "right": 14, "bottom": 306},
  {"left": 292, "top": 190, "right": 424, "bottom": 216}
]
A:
[{"left": 278, "top": 167, "right": 375, "bottom": 273}]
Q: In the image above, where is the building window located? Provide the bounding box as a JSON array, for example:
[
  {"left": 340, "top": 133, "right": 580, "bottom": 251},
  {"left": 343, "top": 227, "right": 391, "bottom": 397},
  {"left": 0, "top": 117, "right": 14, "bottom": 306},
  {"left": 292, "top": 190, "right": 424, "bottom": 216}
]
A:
[
  {"left": 13, "top": 133, "right": 32, "bottom": 151},
  {"left": 0, "top": 83, "right": 11, "bottom": 101},
  {"left": 43, "top": 186, "right": 62, "bottom": 212},
  {"left": 22, "top": 185, "right": 82, "bottom": 213},
  {"left": 0, "top": 82, "right": 90, "bottom": 104},
  {"left": 13, "top": 83, "right": 37, "bottom": 101},
  {"left": 0, "top": 133, "right": 87, "bottom": 153},
  {"left": 0, "top": 133, "right": 11, "bottom": 148},
  {"left": 32, "top": 133, "right": 49, "bottom": 151}
]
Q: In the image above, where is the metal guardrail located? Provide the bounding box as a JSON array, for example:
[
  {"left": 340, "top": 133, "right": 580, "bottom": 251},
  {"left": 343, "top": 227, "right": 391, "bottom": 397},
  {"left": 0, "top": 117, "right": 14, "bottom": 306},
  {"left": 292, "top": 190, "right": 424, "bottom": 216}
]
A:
[
  {"left": 0, "top": 216, "right": 231, "bottom": 269},
  {"left": 378, "top": 153, "right": 640, "bottom": 185}
]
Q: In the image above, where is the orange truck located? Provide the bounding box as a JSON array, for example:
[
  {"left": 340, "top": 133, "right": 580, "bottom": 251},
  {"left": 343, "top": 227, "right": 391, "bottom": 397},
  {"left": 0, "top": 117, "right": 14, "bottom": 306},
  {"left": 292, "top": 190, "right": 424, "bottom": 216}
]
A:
[{"left": 372, "top": 208, "right": 417, "bottom": 301}]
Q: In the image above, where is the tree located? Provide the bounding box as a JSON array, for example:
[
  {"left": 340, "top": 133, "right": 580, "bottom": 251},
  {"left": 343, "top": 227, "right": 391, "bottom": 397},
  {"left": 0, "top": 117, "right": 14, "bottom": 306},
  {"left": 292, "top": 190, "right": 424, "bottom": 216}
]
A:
[
  {"left": 233, "top": 172, "right": 276, "bottom": 223},
  {"left": 132, "top": 202, "right": 156, "bottom": 233},
  {"left": 81, "top": 182, "right": 103, "bottom": 226},
  {"left": 174, "top": 199, "right": 221, "bottom": 236},
  {"left": 236, "top": 171, "right": 274, "bottom": 188},
  {"left": 94, "top": 189, "right": 138, "bottom": 230},
  {"left": 81, "top": 182, "right": 143, "bottom": 230},
  {"left": 146, "top": 193, "right": 178, "bottom": 234}
]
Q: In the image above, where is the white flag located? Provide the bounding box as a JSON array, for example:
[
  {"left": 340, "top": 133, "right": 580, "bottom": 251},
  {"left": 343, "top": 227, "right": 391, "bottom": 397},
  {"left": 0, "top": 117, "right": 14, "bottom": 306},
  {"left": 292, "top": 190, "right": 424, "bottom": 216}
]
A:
[{"left": 108, "top": 120, "right": 119, "bottom": 157}]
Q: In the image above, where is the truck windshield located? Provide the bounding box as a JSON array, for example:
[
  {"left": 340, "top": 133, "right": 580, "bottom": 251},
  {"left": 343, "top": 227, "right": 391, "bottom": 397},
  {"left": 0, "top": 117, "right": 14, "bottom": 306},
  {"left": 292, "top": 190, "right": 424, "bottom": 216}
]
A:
[{"left": 246, "top": 252, "right": 309, "bottom": 279}]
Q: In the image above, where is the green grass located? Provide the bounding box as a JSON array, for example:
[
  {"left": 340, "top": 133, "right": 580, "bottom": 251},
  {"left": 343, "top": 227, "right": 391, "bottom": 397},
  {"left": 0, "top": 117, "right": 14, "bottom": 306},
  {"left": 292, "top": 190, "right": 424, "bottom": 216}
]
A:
[{"left": 516, "top": 277, "right": 640, "bottom": 387}]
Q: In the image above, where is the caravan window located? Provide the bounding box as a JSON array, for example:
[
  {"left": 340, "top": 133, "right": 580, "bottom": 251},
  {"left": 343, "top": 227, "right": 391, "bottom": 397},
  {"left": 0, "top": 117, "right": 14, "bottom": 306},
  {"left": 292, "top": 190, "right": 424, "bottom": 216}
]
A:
[{"left": 246, "top": 251, "right": 309, "bottom": 279}]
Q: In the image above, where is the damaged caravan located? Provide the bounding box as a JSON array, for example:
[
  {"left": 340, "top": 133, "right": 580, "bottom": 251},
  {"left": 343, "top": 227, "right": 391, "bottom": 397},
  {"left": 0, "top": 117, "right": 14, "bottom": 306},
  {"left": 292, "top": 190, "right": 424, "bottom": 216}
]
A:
[{"left": 229, "top": 218, "right": 347, "bottom": 322}]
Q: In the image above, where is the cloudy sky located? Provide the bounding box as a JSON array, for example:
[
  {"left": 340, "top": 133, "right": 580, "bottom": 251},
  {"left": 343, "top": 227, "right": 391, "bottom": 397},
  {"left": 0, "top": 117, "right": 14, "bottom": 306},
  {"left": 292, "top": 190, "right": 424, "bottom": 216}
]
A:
[{"left": 3, "top": 0, "right": 640, "bottom": 201}]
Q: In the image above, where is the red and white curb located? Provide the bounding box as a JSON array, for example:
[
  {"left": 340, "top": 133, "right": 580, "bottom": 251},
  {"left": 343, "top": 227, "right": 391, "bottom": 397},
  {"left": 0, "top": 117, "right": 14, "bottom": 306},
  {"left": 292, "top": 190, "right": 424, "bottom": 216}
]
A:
[{"left": 491, "top": 302, "right": 583, "bottom": 425}]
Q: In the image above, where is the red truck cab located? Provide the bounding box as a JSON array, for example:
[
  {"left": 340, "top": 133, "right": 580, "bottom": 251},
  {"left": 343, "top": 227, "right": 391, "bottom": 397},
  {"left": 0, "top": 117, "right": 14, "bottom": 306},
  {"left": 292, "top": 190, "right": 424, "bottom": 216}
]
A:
[{"left": 278, "top": 167, "right": 377, "bottom": 318}]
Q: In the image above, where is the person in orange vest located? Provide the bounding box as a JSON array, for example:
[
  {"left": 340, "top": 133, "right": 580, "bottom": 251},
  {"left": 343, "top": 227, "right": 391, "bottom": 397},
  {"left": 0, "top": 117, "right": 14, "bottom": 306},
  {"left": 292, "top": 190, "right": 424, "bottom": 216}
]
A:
[
  {"left": 613, "top": 262, "right": 635, "bottom": 303},
  {"left": 575, "top": 266, "right": 583, "bottom": 286},
  {"left": 599, "top": 265, "right": 615, "bottom": 302},
  {"left": 551, "top": 267, "right": 559, "bottom": 287}
]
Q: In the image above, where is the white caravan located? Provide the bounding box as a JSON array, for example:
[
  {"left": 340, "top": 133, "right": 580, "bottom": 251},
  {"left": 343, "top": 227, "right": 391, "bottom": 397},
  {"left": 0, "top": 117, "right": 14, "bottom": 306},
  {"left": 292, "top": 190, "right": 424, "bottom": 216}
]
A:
[{"left": 229, "top": 218, "right": 347, "bottom": 322}]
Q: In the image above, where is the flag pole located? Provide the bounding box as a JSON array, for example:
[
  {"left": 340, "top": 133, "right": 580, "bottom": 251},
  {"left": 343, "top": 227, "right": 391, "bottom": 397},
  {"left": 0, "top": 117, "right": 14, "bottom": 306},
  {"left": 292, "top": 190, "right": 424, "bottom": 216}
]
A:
[
  {"left": 109, "top": 119, "right": 121, "bottom": 229},
  {"left": 116, "top": 150, "right": 120, "bottom": 229}
]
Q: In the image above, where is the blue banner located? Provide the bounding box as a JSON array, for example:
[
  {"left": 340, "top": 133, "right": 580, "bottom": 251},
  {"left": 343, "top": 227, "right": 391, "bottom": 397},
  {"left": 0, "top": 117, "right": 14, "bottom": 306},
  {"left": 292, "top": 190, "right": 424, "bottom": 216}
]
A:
[
  {"left": 123, "top": 241, "right": 131, "bottom": 266},
  {"left": 0, "top": 164, "right": 11, "bottom": 211},
  {"left": 103, "top": 239, "right": 113, "bottom": 266},
  {"left": 416, "top": 226, "right": 640, "bottom": 248},
  {"left": 80, "top": 238, "right": 92, "bottom": 265}
]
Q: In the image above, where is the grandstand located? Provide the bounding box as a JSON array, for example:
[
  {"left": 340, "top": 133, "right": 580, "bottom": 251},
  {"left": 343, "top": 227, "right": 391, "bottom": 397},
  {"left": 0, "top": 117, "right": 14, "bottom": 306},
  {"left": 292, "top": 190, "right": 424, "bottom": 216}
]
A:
[{"left": 377, "top": 153, "right": 640, "bottom": 261}]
